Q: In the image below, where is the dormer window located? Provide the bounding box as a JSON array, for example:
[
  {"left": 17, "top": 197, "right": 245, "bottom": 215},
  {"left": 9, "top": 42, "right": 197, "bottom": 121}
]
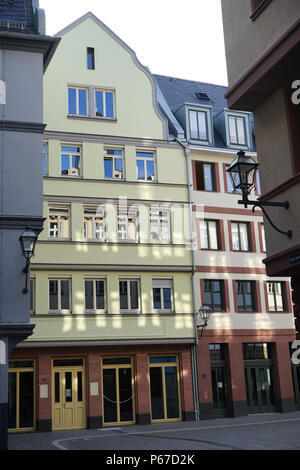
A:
[
  {"left": 186, "top": 105, "right": 213, "bottom": 145},
  {"left": 228, "top": 115, "right": 247, "bottom": 146}
]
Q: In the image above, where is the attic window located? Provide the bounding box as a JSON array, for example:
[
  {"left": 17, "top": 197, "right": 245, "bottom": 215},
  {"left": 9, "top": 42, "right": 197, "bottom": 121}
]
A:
[{"left": 196, "top": 92, "right": 209, "bottom": 101}]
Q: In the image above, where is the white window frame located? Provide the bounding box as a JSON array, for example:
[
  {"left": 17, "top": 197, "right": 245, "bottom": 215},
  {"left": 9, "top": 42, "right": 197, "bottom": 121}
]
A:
[
  {"left": 231, "top": 221, "right": 250, "bottom": 251},
  {"left": 186, "top": 104, "right": 213, "bottom": 145},
  {"left": 84, "top": 278, "right": 106, "bottom": 313},
  {"left": 104, "top": 149, "right": 124, "bottom": 179},
  {"left": 267, "top": 281, "right": 284, "bottom": 312},
  {"left": 48, "top": 207, "right": 70, "bottom": 239},
  {"left": 200, "top": 219, "right": 219, "bottom": 250},
  {"left": 94, "top": 88, "right": 115, "bottom": 119},
  {"left": 117, "top": 210, "right": 138, "bottom": 242},
  {"left": 261, "top": 224, "right": 266, "bottom": 252},
  {"left": 225, "top": 110, "right": 252, "bottom": 149},
  {"left": 150, "top": 209, "right": 171, "bottom": 242},
  {"left": 61, "top": 145, "right": 81, "bottom": 177},
  {"left": 68, "top": 87, "right": 88, "bottom": 116},
  {"left": 136, "top": 151, "right": 156, "bottom": 182},
  {"left": 84, "top": 207, "right": 105, "bottom": 241},
  {"left": 152, "top": 279, "right": 174, "bottom": 313},
  {"left": 119, "top": 279, "right": 140, "bottom": 313},
  {"left": 48, "top": 278, "right": 71, "bottom": 313}
]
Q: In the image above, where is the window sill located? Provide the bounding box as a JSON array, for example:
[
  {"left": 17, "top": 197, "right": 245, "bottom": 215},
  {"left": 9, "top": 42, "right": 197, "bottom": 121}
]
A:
[
  {"left": 48, "top": 238, "right": 71, "bottom": 242},
  {"left": 67, "top": 114, "right": 117, "bottom": 122}
]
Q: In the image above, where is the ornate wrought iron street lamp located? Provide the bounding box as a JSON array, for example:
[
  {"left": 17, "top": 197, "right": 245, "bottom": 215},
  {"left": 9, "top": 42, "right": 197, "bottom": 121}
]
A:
[
  {"left": 197, "top": 304, "right": 211, "bottom": 338},
  {"left": 19, "top": 227, "right": 38, "bottom": 294},
  {"left": 226, "top": 151, "right": 292, "bottom": 239}
]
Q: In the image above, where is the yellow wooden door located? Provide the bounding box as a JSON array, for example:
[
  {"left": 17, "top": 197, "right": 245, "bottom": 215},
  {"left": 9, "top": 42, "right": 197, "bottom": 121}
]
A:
[{"left": 52, "top": 366, "right": 86, "bottom": 430}]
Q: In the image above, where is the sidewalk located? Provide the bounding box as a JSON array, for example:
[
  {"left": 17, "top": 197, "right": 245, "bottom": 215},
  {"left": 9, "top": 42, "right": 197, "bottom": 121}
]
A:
[{"left": 8, "top": 411, "right": 300, "bottom": 451}]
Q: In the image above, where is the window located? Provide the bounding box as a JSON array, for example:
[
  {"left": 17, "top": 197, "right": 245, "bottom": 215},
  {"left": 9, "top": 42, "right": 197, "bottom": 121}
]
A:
[
  {"left": 48, "top": 207, "right": 69, "bottom": 239},
  {"left": 225, "top": 164, "right": 242, "bottom": 193},
  {"left": 61, "top": 146, "right": 81, "bottom": 177},
  {"left": 242, "top": 342, "right": 272, "bottom": 360},
  {"left": 228, "top": 115, "right": 247, "bottom": 146},
  {"left": 136, "top": 151, "right": 156, "bottom": 181},
  {"left": 194, "top": 162, "right": 215, "bottom": 191},
  {"left": 49, "top": 279, "right": 70, "bottom": 312},
  {"left": 87, "top": 47, "right": 95, "bottom": 70},
  {"left": 200, "top": 220, "right": 219, "bottom": 250},
  {"left": 95, "top": 89, "right": 114, "bottom": 118},
  {"left": 118, "top": 209, "right": 138, "bottom": 242},
  {"left": 209, "top": 344, "right": 226, "bottom": 362},
  {"left": 152, "top": 279, "right": 173, "bottom": 312},
  {"left": 68, "top": 86, "right": 115, "bottom": 119},
  {"left": 204, "top": 280, "right": 225, "bottom": 312},
  {"left": 30, "top": 278, "right": 35, "bottom": 314},
  {"left": 267, "top": 282, "right": 284, "bottom": 312},
  {"left": 150, "top": 209, "right": 170, "bottom": 242},
  {"left": 85, "top": 279, "right": 105, "bottom": 312},
  {"left": 261, "top": 224, "right": 266, "bottom": 252},
  {"left": 68, "top": 87, "right": 88, "bottom": 116},
  {"left": 42, "top": 143, "right": 47, "bottom": 176},
  {"left": 189, "top": 109, "right": 209, "bottom": 141},
  {"left": 104, "top": 149, "right": 124, "bottom": 179},
  {"left": 231, "top": 222, "right": 249, "bottom": 251},
  {"left": 84, "top": 207, "right": 105, "bottom": 241},
  {"left": 119, "top": 280, "right": 140, "bottom": 311},
  {"left": 236, "top": 281, "right": 255, "bottom": 312}
]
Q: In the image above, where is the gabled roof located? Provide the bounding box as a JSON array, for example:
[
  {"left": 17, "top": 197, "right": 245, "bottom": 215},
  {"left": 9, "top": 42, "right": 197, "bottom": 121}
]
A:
[{"left": 0, "top": 0, "right": 37, "bottom": 34}]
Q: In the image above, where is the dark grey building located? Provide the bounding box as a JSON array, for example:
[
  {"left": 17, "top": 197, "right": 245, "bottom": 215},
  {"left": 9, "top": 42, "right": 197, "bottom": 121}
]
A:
[{"left": 0, "top": 0, "right": 59, "bottom": 449}]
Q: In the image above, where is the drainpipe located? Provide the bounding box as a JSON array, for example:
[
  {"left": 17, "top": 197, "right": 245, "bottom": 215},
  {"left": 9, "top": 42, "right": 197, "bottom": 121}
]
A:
[{"left": 174, "top": 137, "right": 200, "bottom": 421}]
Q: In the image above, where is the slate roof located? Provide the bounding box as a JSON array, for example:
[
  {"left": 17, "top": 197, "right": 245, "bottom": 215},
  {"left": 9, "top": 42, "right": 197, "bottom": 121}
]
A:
[
  {"left": 154, "top": 74, "right": 256, "bottom": 151},
  {"left": 0, "top": 0, "right": 37, "bottom": 34}
]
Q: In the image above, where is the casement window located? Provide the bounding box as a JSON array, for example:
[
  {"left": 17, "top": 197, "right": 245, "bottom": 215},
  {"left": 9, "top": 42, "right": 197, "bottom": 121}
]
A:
[
  {"left": 194, "top": 161, "right": 215, "bottom": 191},
  {"left": 189, "top": 109, "right": 209, "bottom": 141},
  {"left": 49, "top": 279, "right": 71, "bottom": 312},
  {"left": 267, "top": 282, "right": 285, "bottom": 312},
  {"left": 61, "top": 145, "right": 81, "bottom": 177},
  {"left": 48, "top": 207, "right": 69, "bottom": 239},
  {"left": 231, "top": 222, "right": 250, "bottom": 251},
  {"left": 95, "top": 89, "right": 114, "bottom": 118},
  {"left": 30, "top": 278, "right": 35, "bottom": 314},
  {"left": 87, "top": 47, "right": 95, "bottom": 70},
  {"left": 42, "top": 143, "right": 47, "bottom": 176},
  {"left": 200, "top": 220, "right": 219, "bottom": 250},
  {"left": 228, "top": 115, "right": 247, "bottom": 146},
  {"left": 117, "top": 208, "right": 138, "bottom": 242},
  {"left": 84, "top": 206, "right": 105, "bottom": 241},
  {"left": 136, "top": 151, "right": 156, "bottom": 181},
  {"left": 104, "top": 149, "right": 124, "bottom": 179},
  {"left": 85, "top": 279, "right": 105, "bottom": 312},
  {"left": 68, "top": 87, "right": 88, "bottom": 116},
  {"left": 255, "top": 170, "right": 261, "bottom": 195},
  {"left": 261, "top": 224, "right": 266, "bottom": 252},
  {"left": 68, "top": 86, "right": 115, "bottom": 119},
  {"left": 150, "top": 209, "right": 171, "bottom": 242},
  {"left": 204, "top": 280, "right": 225, "bottom": 312},
  {"left": 119, "top": 279, "right": 140, "bottom": 311},
  {"left": 152, "top": 279, "right": 173, "bottom": 312},
  {"left": 236, "top": 280, "right": 255, "bottom": 312}
]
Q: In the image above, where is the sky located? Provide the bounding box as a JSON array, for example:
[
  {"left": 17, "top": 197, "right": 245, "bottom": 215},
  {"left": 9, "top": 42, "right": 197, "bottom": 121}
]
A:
[{"left": 39, "top": 0, "right": 228, "bottom": 87}]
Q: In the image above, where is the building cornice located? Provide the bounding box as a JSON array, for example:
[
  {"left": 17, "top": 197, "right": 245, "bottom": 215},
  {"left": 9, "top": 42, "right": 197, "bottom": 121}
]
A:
[{"left": 31, "top": 263, "right": 193, "bottom": 272}]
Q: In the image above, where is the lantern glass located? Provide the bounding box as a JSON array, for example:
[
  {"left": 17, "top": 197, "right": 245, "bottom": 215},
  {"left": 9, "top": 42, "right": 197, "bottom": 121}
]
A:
[
  {"left": 20, "top": 228, "right": 37, "bottom": 260},
  {"left": 227, "top": 151, "right": 258, "bottom": 195}
]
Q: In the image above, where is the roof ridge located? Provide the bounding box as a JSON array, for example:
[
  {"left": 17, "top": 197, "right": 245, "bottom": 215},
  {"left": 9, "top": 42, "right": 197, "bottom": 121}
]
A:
[{"left": 153, "top": 73, "right": 228, "bottom": 89}]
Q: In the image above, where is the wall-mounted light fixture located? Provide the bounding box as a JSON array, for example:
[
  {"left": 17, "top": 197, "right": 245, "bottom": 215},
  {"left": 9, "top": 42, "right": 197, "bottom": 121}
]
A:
[
  {"left": 226, "top": 151, "right": 292, "bottom": 239},
  {"left": 197, "top": 304, "right": 211, "bottom": 338},
  {"left": 19, "top": 227, "right": 38, "bottom": 294}
]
